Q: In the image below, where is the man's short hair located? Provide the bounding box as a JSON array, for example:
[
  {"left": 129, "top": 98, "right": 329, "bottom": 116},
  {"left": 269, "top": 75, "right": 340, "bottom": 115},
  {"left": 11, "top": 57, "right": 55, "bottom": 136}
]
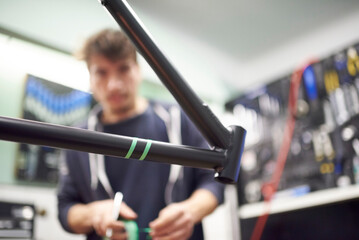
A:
[{"left": 76, "top": 28, "right": 137, "bottom": 66}]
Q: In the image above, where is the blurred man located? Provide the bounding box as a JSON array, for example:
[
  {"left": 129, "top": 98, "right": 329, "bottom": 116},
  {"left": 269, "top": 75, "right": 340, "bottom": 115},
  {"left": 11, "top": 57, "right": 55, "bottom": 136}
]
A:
[{"left": 57, "top": 29, "right": 224, "bottom": 240}]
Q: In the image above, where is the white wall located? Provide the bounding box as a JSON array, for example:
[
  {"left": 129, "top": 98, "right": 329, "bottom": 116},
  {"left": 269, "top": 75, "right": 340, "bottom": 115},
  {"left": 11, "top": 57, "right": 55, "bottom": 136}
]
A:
[
  {"left": 226, "top": 9, "right": 359, "bottom": 93},
  {"left": 144, "top": 7, "right": 359, "bottom": 97},
  {"left": 0, "top": 34, "right": 89, "bottom": 93},
  {"left": 135, "top": 8, "right": 359, "bottom": 113},
  {"left": 133, "top": 10, "right": 234, "bottom": 106}
]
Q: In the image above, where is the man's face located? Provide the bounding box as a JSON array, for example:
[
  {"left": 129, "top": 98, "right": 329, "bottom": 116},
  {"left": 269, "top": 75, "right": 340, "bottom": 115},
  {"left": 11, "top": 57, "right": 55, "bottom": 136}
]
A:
[{"left": 89, "top": 54, "right": 141, "bottom": 116}]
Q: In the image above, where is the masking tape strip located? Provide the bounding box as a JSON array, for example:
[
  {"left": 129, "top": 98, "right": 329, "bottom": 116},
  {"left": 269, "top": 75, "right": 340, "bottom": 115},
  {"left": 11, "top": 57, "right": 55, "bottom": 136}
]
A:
[
  {"left": 139, "top": 140, "right": 152, "bottom": 160},
  {"left": 140, "top": 228, "right": 152, "bottom": 233},
  {"left": 125, "top": 138, "right": 138, "bottom": 159}
]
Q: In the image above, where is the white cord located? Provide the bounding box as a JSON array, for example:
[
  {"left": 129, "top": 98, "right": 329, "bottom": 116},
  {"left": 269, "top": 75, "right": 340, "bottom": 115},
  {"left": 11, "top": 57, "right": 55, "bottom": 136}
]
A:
[
  {"left": 154, "top": 104, "right": 183, "bottom": 205},
  {"left": 88, "top": 105, "right": 114, "bottom": 198}
]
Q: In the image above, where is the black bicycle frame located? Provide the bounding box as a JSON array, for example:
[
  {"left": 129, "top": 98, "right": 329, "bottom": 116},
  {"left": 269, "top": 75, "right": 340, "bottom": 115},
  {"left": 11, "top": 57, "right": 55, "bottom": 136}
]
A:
[{"left": 0, "top": 0, "right": 246, "bottom": 183}]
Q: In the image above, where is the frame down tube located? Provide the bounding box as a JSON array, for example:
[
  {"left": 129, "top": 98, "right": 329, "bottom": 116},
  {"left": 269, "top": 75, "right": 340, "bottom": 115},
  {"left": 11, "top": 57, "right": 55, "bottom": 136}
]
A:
[{"left": 0, "top": 116, "right": 225, "bottom": 169}]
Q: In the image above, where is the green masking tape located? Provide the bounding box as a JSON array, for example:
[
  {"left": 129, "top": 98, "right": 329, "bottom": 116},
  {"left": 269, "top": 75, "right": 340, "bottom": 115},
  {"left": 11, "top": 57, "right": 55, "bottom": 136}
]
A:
[
  {"left": 125, "top": 138, "right": 138, "bottom": 159},
  {"left": 103, "top": 220, "right": 151, "bottom": 240},
  {"left": 140, "top": 228, "right": 152, "bottom": 233},
  {"left": 139, "top": 140, "right": 152, "bottom": 160},
  {"left": 124, "top": 220, "right": 139, "bottom": 240}
]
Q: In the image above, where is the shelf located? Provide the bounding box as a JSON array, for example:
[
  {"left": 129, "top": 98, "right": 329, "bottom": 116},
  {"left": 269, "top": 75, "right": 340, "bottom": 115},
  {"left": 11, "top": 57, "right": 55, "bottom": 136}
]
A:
[{"left": 238, "top": 185, "right": 359, "bottom": 219}]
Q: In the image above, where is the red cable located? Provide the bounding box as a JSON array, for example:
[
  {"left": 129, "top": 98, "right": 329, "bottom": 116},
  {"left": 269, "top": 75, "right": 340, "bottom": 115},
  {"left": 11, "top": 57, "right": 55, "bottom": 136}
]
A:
[{"left": 250, "top": 59, "right": 318, "bottom": 240}]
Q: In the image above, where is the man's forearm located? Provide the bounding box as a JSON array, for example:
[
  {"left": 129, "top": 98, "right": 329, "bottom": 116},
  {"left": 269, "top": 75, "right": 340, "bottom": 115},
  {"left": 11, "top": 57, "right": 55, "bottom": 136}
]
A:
[
  {"left": 183, "top": 189, "right": 219, "bottom": 223},
  {"left": 67, "top": 203, "right": 96, "bottom": 234}
]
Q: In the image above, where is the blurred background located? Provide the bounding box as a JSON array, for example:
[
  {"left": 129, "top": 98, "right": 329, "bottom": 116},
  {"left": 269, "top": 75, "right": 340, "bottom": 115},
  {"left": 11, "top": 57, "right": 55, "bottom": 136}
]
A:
[{"left": 1, "top": 0, "right": 359, "bottom": 239}]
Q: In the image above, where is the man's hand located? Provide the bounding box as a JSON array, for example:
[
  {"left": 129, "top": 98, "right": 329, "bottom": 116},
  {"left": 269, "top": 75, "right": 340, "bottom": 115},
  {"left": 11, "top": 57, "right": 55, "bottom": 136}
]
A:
[
  {"left": 67, "top": 199, "right": 137, "bottom": 240},
  {"left": 149, "top": 202, "right": 194, "bottom": 240},
  {"left": 91, "top": 200, "right": 137, "bottom": 240},
  {"left": 149, "top": 189, "right": 218, "bottom": 240}
]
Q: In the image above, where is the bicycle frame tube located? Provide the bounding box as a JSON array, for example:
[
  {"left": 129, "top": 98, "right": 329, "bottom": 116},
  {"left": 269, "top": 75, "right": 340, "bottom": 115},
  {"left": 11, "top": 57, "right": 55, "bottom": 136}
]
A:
[
  {"left": 100, "top": 0, "right": 231, "bottom": 149},
  {"left": 0, "top": 116, "right": 225, "bottom": 169}
]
